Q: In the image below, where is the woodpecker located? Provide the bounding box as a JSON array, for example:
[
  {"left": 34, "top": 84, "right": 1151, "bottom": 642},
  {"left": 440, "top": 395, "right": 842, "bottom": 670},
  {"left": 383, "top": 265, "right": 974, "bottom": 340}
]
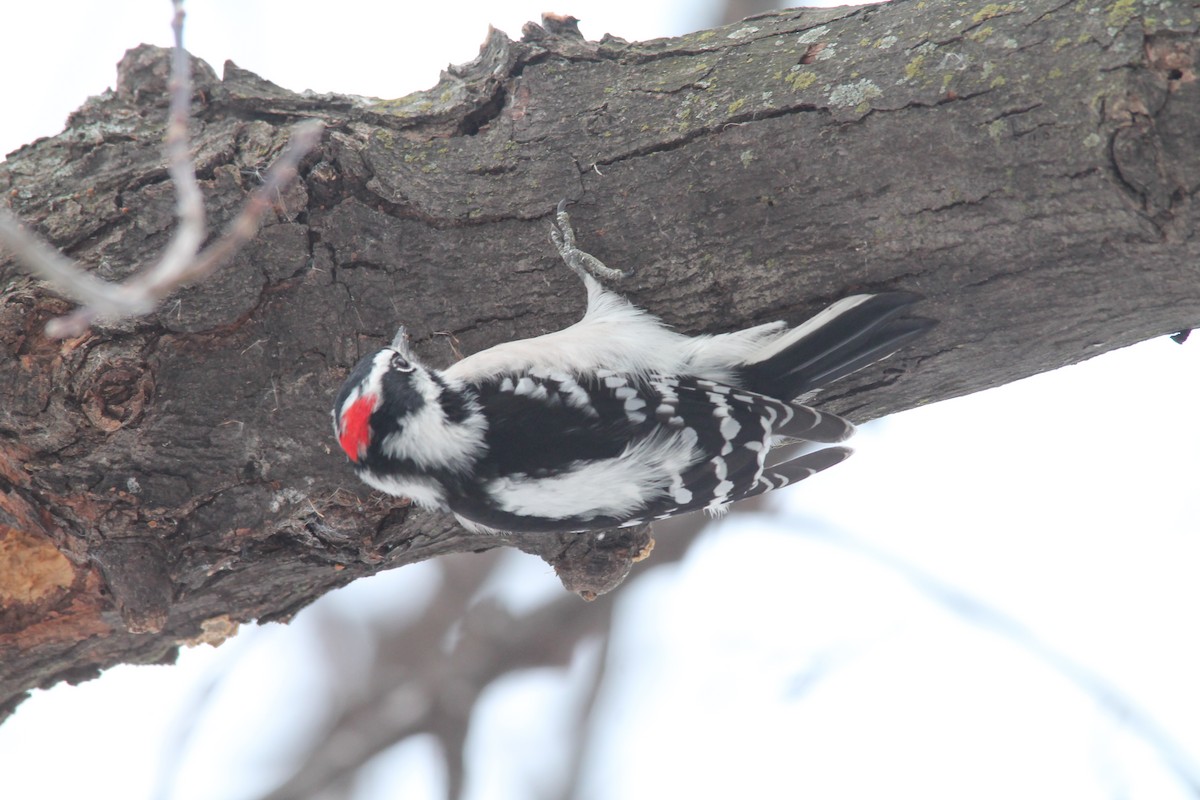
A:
[{"left": 333, "top": 202, "right": 933, "bottom": 533}]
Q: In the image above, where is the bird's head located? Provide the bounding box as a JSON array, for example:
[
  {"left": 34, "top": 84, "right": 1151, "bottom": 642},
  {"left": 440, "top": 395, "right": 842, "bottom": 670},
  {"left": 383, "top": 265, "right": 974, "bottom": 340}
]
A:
[{"left": 332, "top": 328, "right": 427, "bottom": 464}]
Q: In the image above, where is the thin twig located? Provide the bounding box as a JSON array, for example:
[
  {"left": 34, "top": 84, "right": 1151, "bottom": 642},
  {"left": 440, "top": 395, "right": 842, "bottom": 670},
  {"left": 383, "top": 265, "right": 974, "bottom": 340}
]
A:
[
  {"left": 0, "top": 0, "right": 324, "bottom": 339},
  {"left": 152, "top": 0, "right": 207, "bottom": 296},
  {"left": 158, "top": 118, "right": 323, "bottom": 290}
]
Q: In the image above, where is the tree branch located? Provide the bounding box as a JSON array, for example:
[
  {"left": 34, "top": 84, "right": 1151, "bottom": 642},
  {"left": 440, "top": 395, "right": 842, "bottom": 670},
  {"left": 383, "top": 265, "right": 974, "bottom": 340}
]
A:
[
  {"left": 795, "top": 517, "right": 1200, "bottom": 795},
  {"left": 1, "top": 0, "right": 1197, "bottom": 720}
]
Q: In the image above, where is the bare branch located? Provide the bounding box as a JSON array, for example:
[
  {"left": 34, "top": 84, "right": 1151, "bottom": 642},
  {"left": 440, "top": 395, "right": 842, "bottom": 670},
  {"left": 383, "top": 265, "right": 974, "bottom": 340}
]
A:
[
  {"left": 795, "top": 517, "right": 1200, "bottom": 797},
  {"left": 0, "top": 211, "right": 142, "bottom": 315},
  {"left": 156, "top": 118, "right": 324, "bottom": 289},
  {"left": 154, "top": 0, "right": 206, "bottom": 296},
  {"left": 3, "top": 0, "right": 1197, "bottom": 733},
  {"left": 0, "top": 0, "right": 323, "bottom": 339}
]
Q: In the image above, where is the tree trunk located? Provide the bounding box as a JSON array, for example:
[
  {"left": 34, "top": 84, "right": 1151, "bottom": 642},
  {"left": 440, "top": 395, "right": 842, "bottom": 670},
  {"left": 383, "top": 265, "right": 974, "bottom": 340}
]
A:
[{"left": 1, "top": 0, "right": 1196, "bottom": 720}]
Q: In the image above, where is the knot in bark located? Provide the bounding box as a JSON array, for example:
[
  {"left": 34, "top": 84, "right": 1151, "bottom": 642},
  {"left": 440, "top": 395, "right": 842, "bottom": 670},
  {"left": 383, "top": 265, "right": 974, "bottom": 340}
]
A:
[{"left": 76, "top": 347, "right": 154, "bottom": 432}]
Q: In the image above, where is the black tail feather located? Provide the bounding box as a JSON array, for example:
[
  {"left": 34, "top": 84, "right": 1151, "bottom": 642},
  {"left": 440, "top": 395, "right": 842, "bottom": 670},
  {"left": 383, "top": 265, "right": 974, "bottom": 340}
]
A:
[{"left": 741, "top": 292, "right": 934, "bottom": 400}]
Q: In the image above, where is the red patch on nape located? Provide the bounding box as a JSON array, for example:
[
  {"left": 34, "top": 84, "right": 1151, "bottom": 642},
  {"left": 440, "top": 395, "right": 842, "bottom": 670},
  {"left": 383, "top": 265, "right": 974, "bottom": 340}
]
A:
[{"left": 338, "top": 394, "right": 378, "bottom": 463}]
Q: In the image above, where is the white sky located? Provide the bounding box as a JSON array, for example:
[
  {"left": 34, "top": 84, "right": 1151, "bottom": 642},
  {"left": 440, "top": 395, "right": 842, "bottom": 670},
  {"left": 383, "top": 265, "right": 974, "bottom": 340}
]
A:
[{"left": 2, "top": 3, "right": 1198, "bottom": 800}]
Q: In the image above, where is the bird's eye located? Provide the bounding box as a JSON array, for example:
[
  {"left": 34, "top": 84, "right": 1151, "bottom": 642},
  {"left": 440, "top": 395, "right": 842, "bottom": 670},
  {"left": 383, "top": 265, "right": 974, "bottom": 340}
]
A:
[{"left": 390, "top": 353, "right": 415, "bottom": 373}]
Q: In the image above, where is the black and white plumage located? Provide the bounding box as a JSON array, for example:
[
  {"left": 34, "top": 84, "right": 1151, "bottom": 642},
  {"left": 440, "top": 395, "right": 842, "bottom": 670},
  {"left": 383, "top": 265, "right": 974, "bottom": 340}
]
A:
[{"left": 333, "top": 203, "right": 933, "bottom": 534}]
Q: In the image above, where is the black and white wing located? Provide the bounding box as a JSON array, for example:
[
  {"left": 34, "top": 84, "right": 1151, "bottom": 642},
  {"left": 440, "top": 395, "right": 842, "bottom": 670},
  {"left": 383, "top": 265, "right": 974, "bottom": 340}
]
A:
[
  {"left": 447, "top": 369, "right": 853, "bottom": 533},
  {"left": 627, "top": 377, "right": 853, "bottom": 523}
]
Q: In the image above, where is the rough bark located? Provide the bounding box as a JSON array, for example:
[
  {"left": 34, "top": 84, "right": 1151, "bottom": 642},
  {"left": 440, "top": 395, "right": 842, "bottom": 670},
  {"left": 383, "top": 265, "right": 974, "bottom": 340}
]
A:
[{"left": 0, "top": 0, "right": 1197, "bottom": 720}]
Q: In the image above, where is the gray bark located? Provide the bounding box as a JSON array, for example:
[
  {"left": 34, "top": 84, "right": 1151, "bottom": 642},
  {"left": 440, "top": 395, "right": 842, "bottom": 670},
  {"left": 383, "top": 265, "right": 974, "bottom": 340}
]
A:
[{"left": 1, "top": 0, "right": 1197, "bottom": 720}]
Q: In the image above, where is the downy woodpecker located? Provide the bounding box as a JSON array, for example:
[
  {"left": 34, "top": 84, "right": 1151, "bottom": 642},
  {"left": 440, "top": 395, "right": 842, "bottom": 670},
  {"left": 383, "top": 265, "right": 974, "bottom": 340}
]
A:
[{"left": 333, "top": 203, "right": 932, "bottom": 533}]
